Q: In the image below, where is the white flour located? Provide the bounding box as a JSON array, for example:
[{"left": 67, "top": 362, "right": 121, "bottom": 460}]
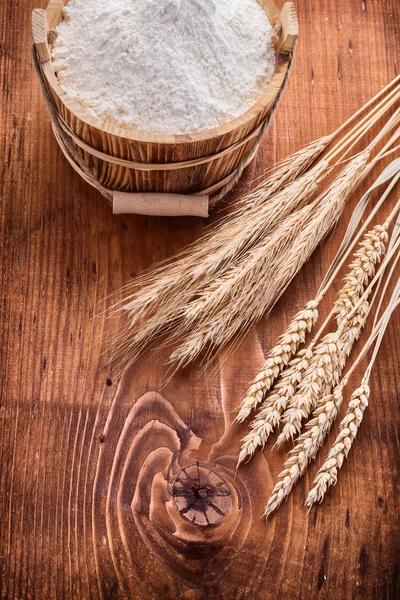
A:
[{"left": 52, "top": 0, "right": 276, "bottom": 135}]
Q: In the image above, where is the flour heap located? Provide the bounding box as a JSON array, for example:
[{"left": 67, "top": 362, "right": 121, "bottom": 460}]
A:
[{"left": 52, "top": 0, "right": 276, "bottom": 135}]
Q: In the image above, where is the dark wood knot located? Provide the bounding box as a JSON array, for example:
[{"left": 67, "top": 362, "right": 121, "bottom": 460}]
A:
[{"left": 171, "top": 462, "right": 232, "bottom": 527}]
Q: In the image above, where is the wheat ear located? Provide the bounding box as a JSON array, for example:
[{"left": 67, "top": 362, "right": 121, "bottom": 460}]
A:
[
  {"left": 235, "top": 301, "right": 319, "bottom": 423},
  {"left": 276, "top": 302, "right": 370, "bottom": 447},
  {"left": 237, "top": 168, "right": 400, "bottom": 463},
  {"left": 268, "top": 293, "right": 390, "bottom": 516},
  {"left": 110, "top": 145, "right": 332, "bottom": 327},
  {"left": 114, "top": 87, "right": 397, "bottom": 326},
  {"left": 305, "top": 381, "right": 370, "bottom": 507},
  {"left": 334, "top": 224, "right": 389, "bottom": 324},
  {"left": 168, "top": 202, "right": 317, "bottom": 370},
  {"left": 106, "top": 88, "right": 400, "bottom": 375},
  {"left": 237, "top": 223, "right": 387, "bottom": 462},
  {"left": 275, "top": 300, "right": 371, "bottom": 447},
  {"left": 275, "top": 331, "right": 344, "bottom": 445},
  {"left": 168, "top": 163, "right": 328, "bottom": 338},
  {"left": 264, "top": 384, "right": 346, "bottom": 518},
  {"left": 265, "top": 286, "right": 399, "bottom": 517},
  {"left": 236, "top": 136, "right": 334, "bottom": 211},
  {"left": 241, "top": 302, "right": 366, "bottom": 462},
  {"left": 238, "top": 215, "right": 394, "bottom": 463}
]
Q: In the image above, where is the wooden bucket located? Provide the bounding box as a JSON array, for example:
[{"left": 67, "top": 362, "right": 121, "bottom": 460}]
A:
[{"left": 32, "top": 0, "right": 298, "bottom": 217}]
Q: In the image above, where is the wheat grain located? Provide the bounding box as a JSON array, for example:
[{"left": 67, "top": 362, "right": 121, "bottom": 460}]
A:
[
  {"left": 334, "top": 224, "right": 389, "bottom": 324},
  {"left": 306, "top": 381, "right": 370, "bottom": 507},
  {"left": 235, "top": 301, "right": 319, "bottom": 423}
]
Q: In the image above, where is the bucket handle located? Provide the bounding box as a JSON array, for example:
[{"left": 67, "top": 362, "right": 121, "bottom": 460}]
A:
[{"left": 113, "top": 192, "right": 209, "bottom": 218}]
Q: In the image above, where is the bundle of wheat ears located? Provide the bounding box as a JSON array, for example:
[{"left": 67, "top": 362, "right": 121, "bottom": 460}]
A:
[
  {"left": 261, "top": 266, "right": 400, "bottom": 517},
  {"left": 236, "top": 176, "right": 400, "bottom": 517},
  {"left": 104, "top": 75, "right": 400, "bottom": 519},
  {"left": 107, "top": 75, "right": 400, "bottom": 377}
]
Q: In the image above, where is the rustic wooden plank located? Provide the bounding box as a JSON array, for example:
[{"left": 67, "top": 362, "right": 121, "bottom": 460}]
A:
[{"left": 0, "top": 0, "right": 399, "bottom": 599}]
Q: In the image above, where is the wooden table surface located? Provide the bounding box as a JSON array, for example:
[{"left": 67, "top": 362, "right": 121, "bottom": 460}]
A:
[{"left": 1, "top": 1, "right": 400, "bottom": 598}]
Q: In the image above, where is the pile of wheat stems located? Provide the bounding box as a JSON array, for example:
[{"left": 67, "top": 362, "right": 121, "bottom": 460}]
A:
[{"left": 106, "top": 76, "right": 400, "bottom": 379}]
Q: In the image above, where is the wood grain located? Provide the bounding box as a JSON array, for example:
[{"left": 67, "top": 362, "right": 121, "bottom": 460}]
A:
[{"left": 1, "top": 1, "right": 400, "bottom": 599}]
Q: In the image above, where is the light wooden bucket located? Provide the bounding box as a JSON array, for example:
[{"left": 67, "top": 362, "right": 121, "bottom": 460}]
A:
[{"left": 32, "top": 0, "right": 298, "bottom": 217}]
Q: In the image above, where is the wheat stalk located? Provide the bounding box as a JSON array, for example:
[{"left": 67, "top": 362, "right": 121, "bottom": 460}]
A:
[
  {"left": 240, "top": 77, "right": 399, "bottom": 214},
  {"left": 305, "top": 380, "right": 370, "bottom": 507},
  {"left": 235, "top": 301, "right": 319, "bottom": 423}
]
